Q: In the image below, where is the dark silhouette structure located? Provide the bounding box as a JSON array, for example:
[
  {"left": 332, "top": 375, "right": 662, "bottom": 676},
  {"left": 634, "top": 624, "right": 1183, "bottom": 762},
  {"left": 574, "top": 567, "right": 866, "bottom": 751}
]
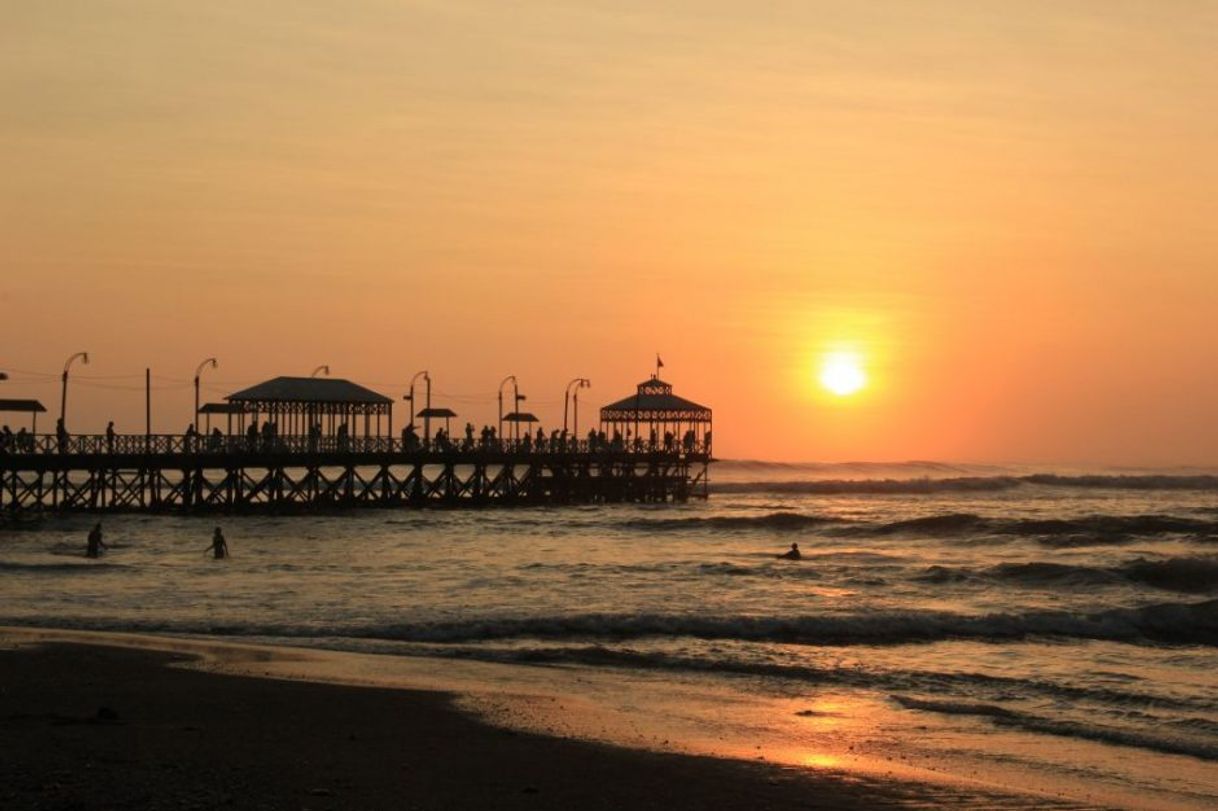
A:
[
  {"left": 0, "top": 370, "right": 712, "bottom": 515},
  {"left": 225, "top": 376, "right": 395, "bottom": 441},
  {"left": 0, "top": 400, "right": 46, "bottom": 436}
]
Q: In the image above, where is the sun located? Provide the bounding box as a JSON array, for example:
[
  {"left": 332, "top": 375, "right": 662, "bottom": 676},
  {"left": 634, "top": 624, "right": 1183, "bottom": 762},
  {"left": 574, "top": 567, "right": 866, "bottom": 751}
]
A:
[{"left": 818, "top": 352, "right": 867, "bottom": 396}]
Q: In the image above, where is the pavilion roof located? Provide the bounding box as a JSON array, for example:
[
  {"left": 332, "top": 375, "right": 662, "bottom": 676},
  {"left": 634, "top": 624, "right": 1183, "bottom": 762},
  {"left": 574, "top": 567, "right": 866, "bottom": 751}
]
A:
[
  {"left": 600, "top": 376, "right": 711, "bottom": 422},
  {"left": 226, "top": 377, "right": 392, "bottom": 405},
  {"left": 199, "top": 402, "right": 244, "bottom": 414},
  {"left": 0, "top": 399, "right": 47, "bottom": 414}
]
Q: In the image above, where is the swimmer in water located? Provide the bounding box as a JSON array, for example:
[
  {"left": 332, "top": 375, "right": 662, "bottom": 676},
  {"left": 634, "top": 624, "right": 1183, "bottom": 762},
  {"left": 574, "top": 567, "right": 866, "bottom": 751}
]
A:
[
  {"left": 209, "top": 527, "right": 229, "bottom": 560},
  {"left": 777, "top": 542, "right": 800, "bottom": 561},
  {"left": 86, "top": 522, "right": 107, "bottom": 558}
]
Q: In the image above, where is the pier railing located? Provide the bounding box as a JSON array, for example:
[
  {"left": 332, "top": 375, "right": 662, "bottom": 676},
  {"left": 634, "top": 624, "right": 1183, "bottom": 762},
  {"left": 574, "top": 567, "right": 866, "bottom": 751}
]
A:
[{"left": 0, "top": 432, "right": 711, "bottom": 459}]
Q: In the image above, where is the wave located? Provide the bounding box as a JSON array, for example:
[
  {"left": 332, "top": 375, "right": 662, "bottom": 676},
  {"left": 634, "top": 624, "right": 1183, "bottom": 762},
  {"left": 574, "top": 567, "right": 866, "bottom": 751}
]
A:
[
  {"left": 358, "top": 600, "right": 1218, "bottom": 647},
  {"left": 618, "top": 511, "right": 846, "bottom": 533},
  {"left": 17, "top": 598, "right": 1214, "bottom": 648},
  {"left": 891, "top": 695, "right": 1218, "bottom": 762},
  {"left": 713, "top": 473, "right": 1218, "bottom": 495},
  {"left": 406, "top": 643, "right": 1210, "bottom": 711},
  {"left": 0, "top": 561, "right": 122, "bottom": 573},
  {"left": 715, "top": 459, "right": 1005, "bottom": 476},
  {"left": 841, "top": 513, "right": 1218, "bottom": 539},
  {"left": 614, "top": 510, "right": 1218, "bottom": 539},
  {"left": 914, "top": 556, "right": 1218, "bottom": 594},
  {"left": 712, "top": 477, "right": 1022, "bottom": 495},
  {"left": 1121, "top": 556, "right": 1218, "bottom": 594}
]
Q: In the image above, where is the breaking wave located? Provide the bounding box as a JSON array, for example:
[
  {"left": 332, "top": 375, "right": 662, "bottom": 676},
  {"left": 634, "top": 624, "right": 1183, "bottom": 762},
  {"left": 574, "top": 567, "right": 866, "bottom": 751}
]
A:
[
  {"left": 842, "top": 513, "right": 1218, "bottom": 539},
  {"left": 915, "top": 556, "right": 1218, "bottom": 594},
  {"left": 613, "top": 510, "right": 1218, "bottom": 539},
  {"left": 617, "top": 512, "right": 846, "bottom": 533},
  {"left": 891, "top": 695, "right": 1218, "bottom": 761},
  {"left": 14, "top": 598, "right": 1215, "bottom": 647}
]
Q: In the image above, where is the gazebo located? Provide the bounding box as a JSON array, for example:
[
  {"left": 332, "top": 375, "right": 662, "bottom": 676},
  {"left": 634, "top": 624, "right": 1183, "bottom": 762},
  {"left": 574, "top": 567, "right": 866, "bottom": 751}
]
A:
[
  {"left": 599, "top": 375, "right": 711, "bottom": 452},
  {"left": 225, "top": 377, "right": 394, "bottom": 439},
  {"left": 0, "top": 399, "right": 46, "bottom": 433},
  {"left": 198, "top": 402, "right": 245, "bottom": 435}
]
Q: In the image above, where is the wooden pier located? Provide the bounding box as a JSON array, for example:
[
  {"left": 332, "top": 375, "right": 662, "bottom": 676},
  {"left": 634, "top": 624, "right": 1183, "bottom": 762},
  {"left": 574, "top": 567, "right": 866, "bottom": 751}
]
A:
[
  {"left": 0, "top": 434, "right": 710, "bottom": 515},
  {"left": 0, "top": 369, "right": 713, "bottom": 515}
]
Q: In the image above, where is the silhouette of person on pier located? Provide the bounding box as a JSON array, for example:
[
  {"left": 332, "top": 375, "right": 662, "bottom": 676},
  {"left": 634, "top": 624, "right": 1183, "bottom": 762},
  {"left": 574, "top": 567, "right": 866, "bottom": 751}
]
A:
[
  {"left": 209, "top": 527, "right": 229, "bottom": 560},
  {"left": 56, "top": 418, "right": 68, "bottom": 453},
  {"left": 777, "top": 543, "right": 801, "bottom": 561},
  {"left": 105, "top": 421, "right": 116, "bottom": 453},
  {"left": 86, "top": 522, "right": 107, "bottom": 558}
]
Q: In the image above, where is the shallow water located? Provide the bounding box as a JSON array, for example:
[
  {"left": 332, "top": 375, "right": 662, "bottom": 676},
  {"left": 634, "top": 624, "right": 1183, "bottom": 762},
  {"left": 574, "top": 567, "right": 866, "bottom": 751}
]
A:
[{"left": 3, "top": 460, "right": 1217, "bottom": 809}]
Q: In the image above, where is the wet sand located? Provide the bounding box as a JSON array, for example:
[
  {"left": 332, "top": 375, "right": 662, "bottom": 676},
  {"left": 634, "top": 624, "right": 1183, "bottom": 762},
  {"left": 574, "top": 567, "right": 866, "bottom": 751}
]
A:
[{"left": 0, "top": 638, "right": 1090, "bottom": 810}]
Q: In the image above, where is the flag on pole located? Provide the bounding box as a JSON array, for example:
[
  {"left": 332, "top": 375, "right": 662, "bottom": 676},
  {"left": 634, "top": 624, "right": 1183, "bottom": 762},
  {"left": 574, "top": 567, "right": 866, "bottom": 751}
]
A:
[{"left": 656, "top": 354, "right": 664, "bottom": 376}]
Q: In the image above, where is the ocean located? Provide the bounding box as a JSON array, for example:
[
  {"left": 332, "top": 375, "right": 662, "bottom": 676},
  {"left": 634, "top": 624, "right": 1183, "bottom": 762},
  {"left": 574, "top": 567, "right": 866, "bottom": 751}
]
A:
[{"left": 3, "top": 460, "right": 1216, "bottom": 809}]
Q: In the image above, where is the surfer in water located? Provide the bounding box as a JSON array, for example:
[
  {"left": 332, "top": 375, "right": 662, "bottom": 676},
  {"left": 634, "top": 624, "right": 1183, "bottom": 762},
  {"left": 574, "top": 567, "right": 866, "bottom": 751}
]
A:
[
  {"left": 777, "top": 542, "right": 801, "bottom": 561},
  {"left": 86, "top": 522, "right": 107, "bottom": 558},
  {"left": 209, "top": 527, "right": 229, "bottom": 560}
]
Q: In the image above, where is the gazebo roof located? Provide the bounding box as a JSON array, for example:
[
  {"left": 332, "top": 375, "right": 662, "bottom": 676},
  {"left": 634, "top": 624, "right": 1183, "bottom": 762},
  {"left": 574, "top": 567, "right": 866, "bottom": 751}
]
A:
[
  {"left": 199, "top": 402, "right": 244, "bottom": 414},
  {"left": 0, "top": 399, "right": 47, "bottom": 414},
  {"left": 600, "top": 377, "right": 711, "bottom": 422},
  {"left": 226, "top": 377, "right": 392, "bottom": 405}
]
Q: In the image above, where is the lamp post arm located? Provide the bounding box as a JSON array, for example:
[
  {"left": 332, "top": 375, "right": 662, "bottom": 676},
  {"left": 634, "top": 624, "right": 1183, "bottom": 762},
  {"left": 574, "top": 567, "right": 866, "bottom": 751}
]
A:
[
  {"left": 60, "top": 352, "right": 89, "bottom": 427},
  {"left": 193, "top": 358, "right": 218, "bottom": 427}
]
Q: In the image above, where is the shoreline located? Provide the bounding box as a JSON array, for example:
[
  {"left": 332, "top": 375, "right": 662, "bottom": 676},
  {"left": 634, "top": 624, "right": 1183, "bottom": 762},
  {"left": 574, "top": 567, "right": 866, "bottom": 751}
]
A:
[{"left": 0, "top": 626, "right": 1086, "bottom": 810}]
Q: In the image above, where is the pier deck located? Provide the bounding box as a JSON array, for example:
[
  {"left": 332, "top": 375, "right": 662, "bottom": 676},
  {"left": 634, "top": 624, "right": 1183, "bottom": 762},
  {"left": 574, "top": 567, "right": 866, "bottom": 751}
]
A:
[{"left": 0, "top": 434, "right": 710, "bottom": 514}]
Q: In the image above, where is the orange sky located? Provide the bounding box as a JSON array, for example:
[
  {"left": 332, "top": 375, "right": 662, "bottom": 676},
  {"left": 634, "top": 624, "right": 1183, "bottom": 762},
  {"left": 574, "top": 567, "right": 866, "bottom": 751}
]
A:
[{"left": 2, "top": 2, "right": 1217, "bottom": 465}]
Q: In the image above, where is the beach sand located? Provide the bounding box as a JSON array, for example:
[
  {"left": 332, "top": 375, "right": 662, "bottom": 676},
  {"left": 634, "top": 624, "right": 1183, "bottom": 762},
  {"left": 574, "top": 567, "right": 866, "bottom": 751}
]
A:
[{"left": 0, "top": 636, "right": 1088, "bottom": 810}]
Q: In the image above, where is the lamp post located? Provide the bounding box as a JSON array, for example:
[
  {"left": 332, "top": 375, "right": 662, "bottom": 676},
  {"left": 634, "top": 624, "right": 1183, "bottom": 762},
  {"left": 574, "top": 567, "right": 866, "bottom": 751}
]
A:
[
  {"left": 311, "top": 365, "right": 330, "bottom": 377},
  {"left": 60, "top": 351, "right": 89, "bottom": 429},
  {"left": 564, "top": 378, "right": 591, "bottom": 438},
  {"left": 405, "top": 370, "right": 430, "bottom": 445},
  {"left": 497, "top": 375, "right": 517, "bottom": 444},
  {"left": 193, "top": 357, "right": 218, "bottom": 429}
]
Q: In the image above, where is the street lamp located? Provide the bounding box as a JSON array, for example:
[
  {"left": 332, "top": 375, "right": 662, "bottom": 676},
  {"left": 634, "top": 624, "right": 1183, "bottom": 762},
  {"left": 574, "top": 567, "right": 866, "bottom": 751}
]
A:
[
  {"left": 194, "top": 357, "right": 218, "bottom": 428},
  {"left": 311, "top": 365, "right": 330, "bottom": 377},
  {"left": 60, "top": 351, "right": 89, "bottom": 428},
  {"left": 564, "top": 378, "right": 591, "bottom": 438},
  {"left": 405, "top": 370, "right": 430, "bottom": 443},
  {"left": 497, "top": 375, "right": 517, "bottom": 443}
]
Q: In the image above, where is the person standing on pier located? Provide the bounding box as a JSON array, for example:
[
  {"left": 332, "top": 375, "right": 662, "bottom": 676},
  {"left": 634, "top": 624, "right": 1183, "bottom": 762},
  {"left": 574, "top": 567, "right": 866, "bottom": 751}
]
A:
[
  {"left": 56, "top": 418, "right": 68, "bottom": 453},
  {"left": 209, "top": 527, "right": 229, "bottom": 560},
  {"left": 105, "top": 421, "right": 116, "bottom": 454},
  {"left": 86, "top": 522, "right": 107, "bottom": 558}
]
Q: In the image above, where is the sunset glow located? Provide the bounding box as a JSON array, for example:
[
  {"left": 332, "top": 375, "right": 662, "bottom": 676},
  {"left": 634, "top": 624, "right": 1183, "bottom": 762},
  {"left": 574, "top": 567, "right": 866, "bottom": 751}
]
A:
[{"left": 1, "top": 2, "right": 1216, "bottom": 465}]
